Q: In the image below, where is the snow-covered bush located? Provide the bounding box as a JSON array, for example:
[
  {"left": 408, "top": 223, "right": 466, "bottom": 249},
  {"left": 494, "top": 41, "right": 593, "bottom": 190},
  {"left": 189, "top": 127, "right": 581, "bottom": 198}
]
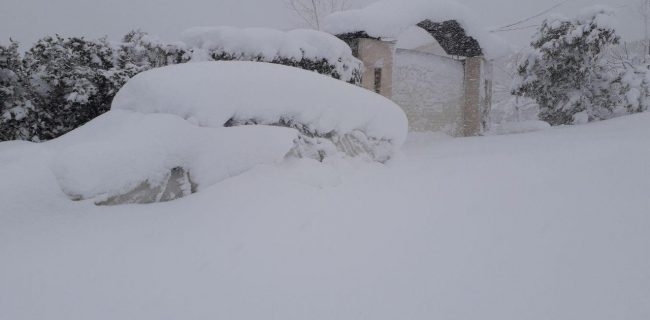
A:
[
  {"left": 118, "top": 30, "right": 190, "bottom": 70},
  {"left": 22, "top": 35, "right": 117, "bottom": 140},
  {"left": 105, "top": 30, "right": 191, "bottom": 102},
  {"left": 108, "top": 31, "right": 184, "bottom": 90},
  {"left": 0, "top": 41, "right": 35, "bottom": 141},
  {"left": 617, "top": 65, "right": 650, "bottom": 114},
  {"left": 513, "top": 6, "right": 633, "bottom": 125},
  {"left": 182, "top": 27, "right": 362, "bottom": 84},
  {"left": 49, "top": 61, "right": 407, "bottom": 205}
]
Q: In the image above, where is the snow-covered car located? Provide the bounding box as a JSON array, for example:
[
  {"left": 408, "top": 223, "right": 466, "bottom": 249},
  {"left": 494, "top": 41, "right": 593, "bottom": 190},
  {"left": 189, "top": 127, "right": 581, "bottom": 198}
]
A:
[{"left": 48, "top": 61, "right": 408, "bottom": 205}]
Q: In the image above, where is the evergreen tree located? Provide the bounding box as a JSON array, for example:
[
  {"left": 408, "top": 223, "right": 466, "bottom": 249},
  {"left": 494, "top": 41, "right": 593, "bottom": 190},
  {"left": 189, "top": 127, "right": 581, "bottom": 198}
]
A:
[
  {"left": 120, "top": 30, "right": 189, "bottom": 68},
  {"left": 23, "top": 35, "right": 115, "bottom": 140},
  {"left": 513, "top": 7, "right": 622, "bottom": 125},
  {"left": 0, "top": 41, "right": 35, "bottom": 141},
  {"left": 106, "top": 30, "right": 190, "bottom": 94}
]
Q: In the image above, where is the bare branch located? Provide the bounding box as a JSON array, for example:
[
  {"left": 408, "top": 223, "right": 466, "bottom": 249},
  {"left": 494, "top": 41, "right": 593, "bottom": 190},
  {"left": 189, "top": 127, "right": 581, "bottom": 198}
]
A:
[{"left": 285, "top": 0, "right": 352, "bottom": 30}]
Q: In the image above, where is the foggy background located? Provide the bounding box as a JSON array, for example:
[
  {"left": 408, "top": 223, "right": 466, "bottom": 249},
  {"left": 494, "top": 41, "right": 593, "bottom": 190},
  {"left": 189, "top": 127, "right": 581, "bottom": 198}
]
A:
[{"left": 0, "top": 0, "right": 641, "bottom": 50}]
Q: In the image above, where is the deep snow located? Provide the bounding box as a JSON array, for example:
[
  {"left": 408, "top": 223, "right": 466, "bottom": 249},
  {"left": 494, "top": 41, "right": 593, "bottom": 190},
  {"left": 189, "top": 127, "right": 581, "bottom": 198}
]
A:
[{"left": 1, "top": 113, "right": 649, "bottom": 320}]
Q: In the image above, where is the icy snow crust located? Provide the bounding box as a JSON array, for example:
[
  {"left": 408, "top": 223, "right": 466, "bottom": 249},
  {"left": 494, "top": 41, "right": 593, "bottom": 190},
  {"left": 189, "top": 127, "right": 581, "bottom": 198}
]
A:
[
  {"left": 182, "top": 27, "right": 362, "bottom": 83},
  {"left": 323, "top": 0, "right": 508, "bottom": 57}
]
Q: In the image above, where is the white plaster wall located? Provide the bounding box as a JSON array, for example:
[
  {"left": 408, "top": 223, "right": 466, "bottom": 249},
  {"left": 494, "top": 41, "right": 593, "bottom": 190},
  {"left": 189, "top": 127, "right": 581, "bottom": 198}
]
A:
[{"left": 392, "top": 49, "right": 464, "bottom": 134}]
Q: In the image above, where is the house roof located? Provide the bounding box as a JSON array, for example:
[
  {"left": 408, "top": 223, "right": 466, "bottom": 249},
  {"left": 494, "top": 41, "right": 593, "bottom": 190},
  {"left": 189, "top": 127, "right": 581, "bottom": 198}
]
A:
[{"left": 323, "top": 0, "right": 508, "bottom": 58}]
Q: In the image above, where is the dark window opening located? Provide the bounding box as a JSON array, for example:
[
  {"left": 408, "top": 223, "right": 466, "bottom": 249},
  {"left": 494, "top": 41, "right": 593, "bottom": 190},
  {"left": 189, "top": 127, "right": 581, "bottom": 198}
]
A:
[{"left": 374, "top": 68, "right": 382, "bottom": 94}]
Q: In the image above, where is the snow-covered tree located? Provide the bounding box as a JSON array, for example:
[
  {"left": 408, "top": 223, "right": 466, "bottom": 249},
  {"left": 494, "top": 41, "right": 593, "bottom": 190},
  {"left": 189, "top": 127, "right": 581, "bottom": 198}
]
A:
[
  {"left": 615, "top": 64, "right": 650, "bottom": 114},
  {"left": 513, "top": 7, "right": 624, "bottom": 125},
  {"left": 23, "top": 35, "right": 115, "bottom": 140},
  {"left": 106, "top": 30, "right": 190, "bottom": 93},
  {"left": 120, "top": 30, "right": 189, "bottom": 69},
  {"left": 0, "top": 41, "right": 35, "bottom": 141}
]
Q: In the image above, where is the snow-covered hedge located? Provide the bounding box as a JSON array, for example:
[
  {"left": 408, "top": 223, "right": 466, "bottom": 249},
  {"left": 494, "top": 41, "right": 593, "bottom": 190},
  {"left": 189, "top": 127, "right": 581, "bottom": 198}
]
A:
[
  {"left": 50, "top": 61, "right": 407, "bottom": 205},
  {"left": 1, "top": 27, "right": 363, "bottom": 142},
  {"left": 183, "top": 27, "right": 362, "bottom": 84}
]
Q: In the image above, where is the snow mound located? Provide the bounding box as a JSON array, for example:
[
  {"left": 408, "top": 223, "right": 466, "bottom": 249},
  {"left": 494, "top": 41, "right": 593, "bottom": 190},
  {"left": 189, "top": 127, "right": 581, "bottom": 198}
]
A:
[
  {"left": 48, "top": 61, "right": 407, "bottom": 205},
  {"left": 323, "top": 0, "right": 508, "bottom": 57},
  {"left": 182, "top": 27, "right": 362, "bottom": 83},
  {"left": 50, "top": 111, "right": 298, "bottom": 205},
  {"left": 112, "top": 61, "right": 408, "bottom": 160}
]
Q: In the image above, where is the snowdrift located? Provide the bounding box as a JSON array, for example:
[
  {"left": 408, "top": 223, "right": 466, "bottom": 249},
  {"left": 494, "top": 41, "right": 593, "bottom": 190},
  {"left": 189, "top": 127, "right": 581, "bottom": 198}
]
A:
[
  {"left": 48, "top": 61, "right": 408, "bottom": 205},
  {"left": 2, "top": 110, "right": 649, "bottom": 320}
]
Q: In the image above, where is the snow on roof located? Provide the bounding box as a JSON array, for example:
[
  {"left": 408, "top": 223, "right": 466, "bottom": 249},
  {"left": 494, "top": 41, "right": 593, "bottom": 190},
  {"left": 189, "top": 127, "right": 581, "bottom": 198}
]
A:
[
  {"left": 395, "top": 26, "right": 438, "bottom": 50},
  {"left": 323, "top": 0, "right": 508, "bottom": 57},
  {"left": 112, "top": 61, "right": 408, "bottom": 159},
  {"left": 181, "top": 27, "right": 361, "bottom": 82}
]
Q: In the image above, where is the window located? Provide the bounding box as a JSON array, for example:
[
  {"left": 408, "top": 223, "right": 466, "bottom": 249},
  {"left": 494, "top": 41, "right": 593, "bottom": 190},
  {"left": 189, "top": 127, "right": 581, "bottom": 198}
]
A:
[{"left": 374, "top": 68, "right": 382, "bottom": 94}]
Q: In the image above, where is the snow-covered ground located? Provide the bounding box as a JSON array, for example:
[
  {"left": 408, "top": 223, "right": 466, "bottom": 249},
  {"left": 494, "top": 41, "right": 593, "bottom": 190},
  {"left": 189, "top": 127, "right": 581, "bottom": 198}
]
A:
[{"left": 1, "top": 112, "right": 649, "bottom": 320}]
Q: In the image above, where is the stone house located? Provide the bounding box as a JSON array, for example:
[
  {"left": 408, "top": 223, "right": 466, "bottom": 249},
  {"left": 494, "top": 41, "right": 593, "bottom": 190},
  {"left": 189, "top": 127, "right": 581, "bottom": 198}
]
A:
[{"left": 325, "top": 4, "right": 496, "bottom": 137}]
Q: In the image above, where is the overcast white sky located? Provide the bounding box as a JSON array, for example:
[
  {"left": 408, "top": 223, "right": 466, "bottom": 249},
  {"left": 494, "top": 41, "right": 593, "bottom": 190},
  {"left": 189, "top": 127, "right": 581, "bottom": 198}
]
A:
[{"left": 0, "top": 0, "right": 641, "bottom": 49}]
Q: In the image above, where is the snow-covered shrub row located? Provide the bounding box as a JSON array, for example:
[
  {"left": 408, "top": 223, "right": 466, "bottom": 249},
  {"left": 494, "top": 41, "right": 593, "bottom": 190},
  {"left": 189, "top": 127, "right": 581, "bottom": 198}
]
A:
[
  {"left": 0, "top": 28, "right": 362, "bottom": 142},
  {"left": 513, "top": 6, "right": 649, "bottom": 125},
  {"left": 0, "top": 32, "right": 188, "bottom": 142},
  {"left": 48, "top": 61, "right": 406, "bottom": 205},
  {"left": 323, "top": 0, "right": 507, "bottom": 58},
  {"left": 183, "top": 27, "right": 361, "bottom": 84}
]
